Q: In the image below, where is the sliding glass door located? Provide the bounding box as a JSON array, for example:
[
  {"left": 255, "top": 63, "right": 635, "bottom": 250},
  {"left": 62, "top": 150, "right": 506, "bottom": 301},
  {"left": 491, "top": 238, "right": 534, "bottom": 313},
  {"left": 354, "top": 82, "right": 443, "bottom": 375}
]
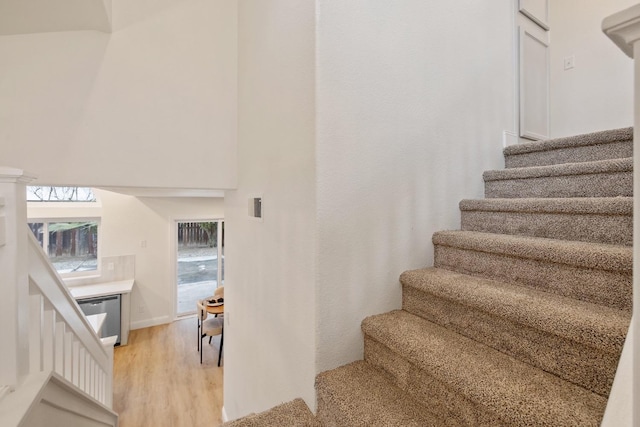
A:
[{"left": 176, "top": 220, "right": 224, "bottom": 316}]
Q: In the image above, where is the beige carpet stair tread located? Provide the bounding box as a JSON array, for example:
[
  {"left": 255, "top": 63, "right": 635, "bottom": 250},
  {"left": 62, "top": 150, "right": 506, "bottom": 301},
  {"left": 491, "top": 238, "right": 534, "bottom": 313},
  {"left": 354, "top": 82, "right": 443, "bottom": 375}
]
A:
[
  {"left": 483, "top": 157, "right": 632, "bottom": 198},
  {"left": 459, "top": 197, "right": 632, "bottom": 245},
  {"left": 222, "top": 398, "right": 317, "bottom": 427},
  {"left": 401, "top": 268, "right": 624, "bottom": 396},
  {"left": 432, "top": 230, "right": 631, "bottom": 272},
  {"left": 503, "top": 127, "right": 632, "bottom": 168},
  {"left": 362, "top": 310, "right": 607, "bottom": 426},
  {"left": 484, "top": 157, "right": 632, "bottom": 181},
  {"left": 459, "top": 197, "right": 632, "bottom": 215},
  {"left": 400, "top": 267, "right": 630, "bottom": 352},
  {"left": 315, "top": 361, "right": 448, "bottom": 426},
  {"left": 504, "top": 127, "right": 632, "bottom": 155}
]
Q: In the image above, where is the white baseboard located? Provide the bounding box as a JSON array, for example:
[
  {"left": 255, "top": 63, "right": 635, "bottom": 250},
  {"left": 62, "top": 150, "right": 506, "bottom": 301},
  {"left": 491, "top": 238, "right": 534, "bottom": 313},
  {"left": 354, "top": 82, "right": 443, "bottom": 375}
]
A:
[
  {"left": 222, "top": 406, "right": 229, "bottom": 422},
  {"left": 503, "top": 130, "right": 520, "bottom": 147},
  {"left": 130, "top": 315, "right": 171, "bottom": 330}
]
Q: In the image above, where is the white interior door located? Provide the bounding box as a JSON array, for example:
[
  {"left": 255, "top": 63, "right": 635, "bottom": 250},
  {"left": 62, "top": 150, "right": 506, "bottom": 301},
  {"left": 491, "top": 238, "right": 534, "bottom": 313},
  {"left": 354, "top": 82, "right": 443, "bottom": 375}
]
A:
[{"left": 518, "top": 0, "right": 550, "bottom": 141}]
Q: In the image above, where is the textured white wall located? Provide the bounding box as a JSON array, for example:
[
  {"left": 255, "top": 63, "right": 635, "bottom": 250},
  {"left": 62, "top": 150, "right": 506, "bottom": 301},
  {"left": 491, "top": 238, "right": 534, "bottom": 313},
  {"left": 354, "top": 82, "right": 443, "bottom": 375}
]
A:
[
  {"left": 315, "top": 0, "right": 514, "bottom": 373},
  {"left": 549, "top": 0, "right": 635, "bottom": 138},
  {"left": 0, "top": 0, "right": 237, "bottom": 190},
  {"left": 27, "top": 190, "right": 224, "bottom": 329},
  {"left": 0, "top": 0, "right": 111, "bottom": 35},
  {"left": 224, "top": 0, "right": 317, "bottom": 419}
]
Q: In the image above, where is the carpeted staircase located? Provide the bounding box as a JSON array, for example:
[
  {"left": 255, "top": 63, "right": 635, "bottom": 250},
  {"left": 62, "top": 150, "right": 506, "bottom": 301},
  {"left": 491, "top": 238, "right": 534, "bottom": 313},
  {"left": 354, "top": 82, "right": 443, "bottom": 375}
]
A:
[
  {"left": 225, "top": 127, "right": 633, "bottom": 426},
  {"left": 223, "top": 399, "right": 318, "bottom": 427}
]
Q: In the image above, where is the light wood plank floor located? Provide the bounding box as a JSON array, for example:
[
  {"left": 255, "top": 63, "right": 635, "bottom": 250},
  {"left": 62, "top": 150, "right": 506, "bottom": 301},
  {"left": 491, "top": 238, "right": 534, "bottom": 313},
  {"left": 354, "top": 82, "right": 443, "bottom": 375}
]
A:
[{"left": 113, "top": 317, "right": 224, "bottom": 427}]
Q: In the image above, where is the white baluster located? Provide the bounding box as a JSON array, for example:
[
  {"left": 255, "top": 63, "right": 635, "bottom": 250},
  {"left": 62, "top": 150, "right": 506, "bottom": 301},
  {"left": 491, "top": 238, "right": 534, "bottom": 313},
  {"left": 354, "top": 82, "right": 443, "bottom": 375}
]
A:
[
  {"left": 102, "top": 337, "right": 115, "bottom": 408},
  {"left": 91, "top": 363, "right": 100, "bottom": 397},
  {"left": 28, "top": 293, "right": 43, "bottom": 373},
  {"left": 85, "top": 351, "right": 91, "bottom": 393},
  {"left": 72, "top": 338, "right": 80, "bottom": 387},
  {"left": 90, "top": 359, "right": 96, "bottom": 399},
  {"left": 54, "top": 320, "right": 65, "bottom": 376},
  {"left": 42, "top": 302, "right": 55, "bottom": 372},
  {"left": 64, "top": 330, "right": 73, "bottom": 382},
  {"left": 79, "top": 347, "right": 86, "bottom": 394},
  {"left": 98, "top": 370, "right": 103, "bottom": 403}
]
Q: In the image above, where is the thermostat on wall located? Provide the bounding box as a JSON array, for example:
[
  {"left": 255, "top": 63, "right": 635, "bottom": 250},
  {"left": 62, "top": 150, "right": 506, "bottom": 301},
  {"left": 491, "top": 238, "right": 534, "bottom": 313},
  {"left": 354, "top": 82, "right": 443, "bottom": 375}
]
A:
[{"left": 248, "top": 197, "right": 262, "bottom": 219}]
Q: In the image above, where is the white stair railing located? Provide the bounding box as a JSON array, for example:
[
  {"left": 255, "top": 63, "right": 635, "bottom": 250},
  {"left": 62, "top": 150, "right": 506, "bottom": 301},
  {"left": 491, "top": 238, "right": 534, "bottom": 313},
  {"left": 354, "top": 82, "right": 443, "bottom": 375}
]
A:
[
  {"left": 0, "top": 168, "right": 116, "bottom": 426},
  {"left": 27, "top": 231, "right": 114, "bottom": 407}
]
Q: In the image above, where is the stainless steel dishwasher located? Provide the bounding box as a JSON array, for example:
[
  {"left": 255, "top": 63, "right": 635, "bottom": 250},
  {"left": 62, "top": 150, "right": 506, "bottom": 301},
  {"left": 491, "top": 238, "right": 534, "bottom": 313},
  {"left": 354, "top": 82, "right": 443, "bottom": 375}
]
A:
[{"left": 78, "top": 294, "right": 121, "bottom": 345}]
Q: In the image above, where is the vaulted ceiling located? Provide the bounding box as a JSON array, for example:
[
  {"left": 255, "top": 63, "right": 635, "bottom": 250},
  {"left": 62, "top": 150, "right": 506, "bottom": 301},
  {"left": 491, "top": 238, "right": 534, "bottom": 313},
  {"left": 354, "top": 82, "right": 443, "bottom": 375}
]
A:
[{"left": 0, "top": 0, "right": 111, "bottom": 35}]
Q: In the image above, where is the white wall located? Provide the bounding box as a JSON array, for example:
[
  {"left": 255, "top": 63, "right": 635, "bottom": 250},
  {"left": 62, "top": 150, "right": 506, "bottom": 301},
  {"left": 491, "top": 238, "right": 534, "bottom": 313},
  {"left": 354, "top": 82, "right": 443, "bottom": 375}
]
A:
[
  {"left": 223, "top": 0, "right": 317, "bottom": 419},
  {"left": 315, "top": 0, "right": 515, "bottom": 373},
  {"left": 27, "top": 189, "right": 224, "bottom": 329},
  {"left": 0, "top": 0, "right": 237, "bottom": 190},
  {"left": 0, "top": 0, "right": 111, "bottom": 35},
  {"left": 549, "top": 0, "right": 636, "bottom": 137}
]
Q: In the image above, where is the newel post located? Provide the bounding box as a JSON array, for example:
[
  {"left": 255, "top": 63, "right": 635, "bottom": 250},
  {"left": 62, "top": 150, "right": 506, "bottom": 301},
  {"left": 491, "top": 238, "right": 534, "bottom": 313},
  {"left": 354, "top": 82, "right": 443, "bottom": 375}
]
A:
[
  {"left": 0, "top": 168, "right": 36, "bottom": 388},
  {"left": 603, "top": 5, "right": 640, "bottom": 427}
]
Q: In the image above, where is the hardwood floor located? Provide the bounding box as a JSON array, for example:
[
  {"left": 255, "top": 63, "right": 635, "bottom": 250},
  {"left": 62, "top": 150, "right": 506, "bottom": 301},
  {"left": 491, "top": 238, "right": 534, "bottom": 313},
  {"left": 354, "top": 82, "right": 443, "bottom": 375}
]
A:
[{"left": 113, "top": 317, "right": 224, "bottom": 427}]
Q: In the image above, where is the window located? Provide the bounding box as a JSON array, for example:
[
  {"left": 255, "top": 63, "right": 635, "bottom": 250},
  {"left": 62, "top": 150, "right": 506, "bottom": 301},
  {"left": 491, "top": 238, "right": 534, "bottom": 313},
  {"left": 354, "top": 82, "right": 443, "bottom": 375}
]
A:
[
  {"left": 27, "top": 186, "right": 96, "bottom": 202},
  {"left": 28, "top": 220, "right": 99, "bottom": 276}
]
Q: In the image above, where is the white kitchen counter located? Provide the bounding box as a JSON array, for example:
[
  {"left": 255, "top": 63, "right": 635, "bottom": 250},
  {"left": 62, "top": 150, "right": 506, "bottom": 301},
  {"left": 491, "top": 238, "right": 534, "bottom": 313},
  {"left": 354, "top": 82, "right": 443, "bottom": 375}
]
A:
[
  {"left": 85, "top": 312, "right": 107, "bottom": 335},
  {"left": 68, "top": 279, "right": 134, "bottom": 300}
]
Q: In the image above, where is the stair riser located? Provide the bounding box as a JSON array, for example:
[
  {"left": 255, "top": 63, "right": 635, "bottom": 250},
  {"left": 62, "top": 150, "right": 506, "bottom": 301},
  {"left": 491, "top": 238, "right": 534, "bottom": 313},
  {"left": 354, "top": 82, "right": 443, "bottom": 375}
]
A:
[
  {"left": 504, "top": 141, "right": 632, "bottom": 168},
  {"left": 402, "top": 285, "right": 617, "bottom": 396},
  {"left": 316, "top": 395, "right": 342, "bottom": 427},
  {"left": 364, "top": 337, "right": 506, "bottom": 427},
  {"left": 484, "top": 171, "right": 632, "bottom": 198},
  {"left": 316, "top": 361, "right": 446, "bottom": 426},
  {"left": 460, "top": 211, "right": 632, "bottom": 246},
  {"left": 434, "top": 245, "right": 631, "bottom": 311}
]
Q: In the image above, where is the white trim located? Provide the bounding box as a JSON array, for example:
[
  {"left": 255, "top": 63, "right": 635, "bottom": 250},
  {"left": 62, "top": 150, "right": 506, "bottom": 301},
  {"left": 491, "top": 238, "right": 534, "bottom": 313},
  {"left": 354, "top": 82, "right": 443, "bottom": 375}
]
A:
[
  {"left": 502, "top": 130, "right": 520, "bottom": 147},
  {"left": 217, "top": 221, "right": 224, "bottom": 287},
  {"left": 221, "top": 406, "right": 229, "bottom": 423},
  {"left": 602, "top": 3, "right": 640, "bottom": 59},
  {"left": 0, "top": 214, "right": 5, "bottom": 247},
  {"left": 169, "top": 219, "right": 178, "bottom": 321},
  {"left": 518, "top": 0, "right": 549, "bottom": 31},
  {"left": 0, "top": 167, "right": 36, "bottom": 184},
  {"left": 511, "top": 1, "right": 520, "bottom": 143},
  {"left": 130, "top": 315, "right": 172, "bottom": 331}
]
